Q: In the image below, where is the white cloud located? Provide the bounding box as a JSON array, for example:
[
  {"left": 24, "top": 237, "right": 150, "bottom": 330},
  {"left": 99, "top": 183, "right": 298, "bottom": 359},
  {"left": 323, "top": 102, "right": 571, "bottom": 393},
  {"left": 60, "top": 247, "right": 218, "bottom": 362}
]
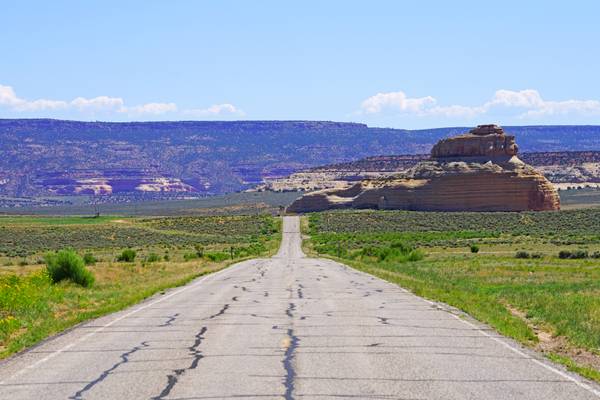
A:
[
  {"left": 124, "top": 102, "right": 178, "bottom": 115},
  {"left": 521, "top": 99, "right": 600, "bottom": 117},
  {"left": 183, "top": 103, "right": 245, "bottom": 117},
  {"left": 485, "top": 89, "right": 544, "bottom": 109},
  {"left": 71, "top": 96, "right": 125, "bottom": 112},
  {"left": 0, "top": 83, "right": 242, "bottom": 119},
  {"left": 0, "top": 85, "right": 19, "bottom": 106},
  {"left": 359, "top": 88, "right": 600, "bottom": 120},
  {"left": 0, "top": 84, "right": 68, "bottom": 111},
  {"left": 15, "top": 99, "right": 69, "bottom": 112},
  {"left": 483, "top": 89, "right": 600, "bottom": 118},
  {"left": 360, "top": 91, "right": 436, "bottom": 114},
  {"left": 0, "top": 84, "right": 127, "bottom": 114}
]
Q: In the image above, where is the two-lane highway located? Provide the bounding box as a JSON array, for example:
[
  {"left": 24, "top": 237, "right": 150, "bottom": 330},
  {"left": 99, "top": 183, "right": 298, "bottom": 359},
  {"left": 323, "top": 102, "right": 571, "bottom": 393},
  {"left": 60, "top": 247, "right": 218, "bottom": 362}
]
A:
[{"left": 1, "top": 216, "right": 599, "bottom": 399}]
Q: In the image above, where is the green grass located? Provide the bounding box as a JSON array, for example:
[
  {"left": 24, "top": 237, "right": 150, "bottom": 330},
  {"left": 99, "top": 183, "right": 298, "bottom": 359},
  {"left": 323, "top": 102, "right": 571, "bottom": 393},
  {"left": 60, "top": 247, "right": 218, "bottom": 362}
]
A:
[
  {"left": 0, "top": 214, "right": 281, "bottom": 359},
  {"left": 547, "top": 353, "right": 600, "bottom": 383},
  {"left": 0, "top": 261, "right": 227, "bottom": 358},
  {"left": 306, "top": 209, "right": 600, "bottom": 382}
]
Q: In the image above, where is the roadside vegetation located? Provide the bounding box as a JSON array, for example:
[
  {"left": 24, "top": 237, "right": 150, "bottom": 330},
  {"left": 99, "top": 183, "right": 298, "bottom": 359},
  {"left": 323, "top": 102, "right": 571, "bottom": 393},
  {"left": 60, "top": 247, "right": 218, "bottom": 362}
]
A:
[
  {"left": 45, "top": 249, "right": 95, "bottom": 287},
  {"left": 0, "top": 214, "right": 278, "bottom": 257},
  {"left": 0, "top": 214, "right": 280, "bottom": 359},
  {"left": 306, "top": 209, "right": 600, "bottom": 382}
]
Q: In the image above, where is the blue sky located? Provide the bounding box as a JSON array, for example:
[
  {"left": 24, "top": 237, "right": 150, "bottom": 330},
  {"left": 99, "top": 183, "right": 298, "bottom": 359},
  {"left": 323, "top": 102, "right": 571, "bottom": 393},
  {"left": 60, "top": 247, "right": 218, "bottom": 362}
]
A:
[{"left": 1, "top": 0, "right": 599, "bottom": 128}]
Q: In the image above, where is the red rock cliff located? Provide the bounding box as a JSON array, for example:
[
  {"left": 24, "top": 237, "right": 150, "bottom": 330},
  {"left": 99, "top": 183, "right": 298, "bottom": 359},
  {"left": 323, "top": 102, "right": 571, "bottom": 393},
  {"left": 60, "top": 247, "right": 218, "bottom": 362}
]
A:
[{"left": 287, "top": 125, "right": 560, "bottom": 213}]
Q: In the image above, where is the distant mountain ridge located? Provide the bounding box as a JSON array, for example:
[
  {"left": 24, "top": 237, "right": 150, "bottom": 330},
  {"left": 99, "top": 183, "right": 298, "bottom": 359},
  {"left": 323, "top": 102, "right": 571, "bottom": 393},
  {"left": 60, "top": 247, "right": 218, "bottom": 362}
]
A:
[{"left": 1, "top": 118, "right": 600, "bottom": 198}]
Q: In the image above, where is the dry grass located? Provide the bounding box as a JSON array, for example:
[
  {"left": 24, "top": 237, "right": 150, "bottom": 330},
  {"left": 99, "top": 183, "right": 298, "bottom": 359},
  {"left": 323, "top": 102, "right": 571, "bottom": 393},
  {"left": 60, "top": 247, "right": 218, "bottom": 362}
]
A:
[{"left": 0, "top": 258, "right": 230, "bottom": 358}]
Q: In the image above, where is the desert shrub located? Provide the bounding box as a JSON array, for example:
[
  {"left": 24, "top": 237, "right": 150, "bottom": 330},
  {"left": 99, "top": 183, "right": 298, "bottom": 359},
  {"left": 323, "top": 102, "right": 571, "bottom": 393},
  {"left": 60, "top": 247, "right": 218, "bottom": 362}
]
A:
[
  {"left": 194, "top": 244, "right": 204, "bottom": 258},
  {"left": 0, "top": 215, "right": 278, "bottom": 257},
  {"left": 531, "top": 253, "right": 542, "bottom": 259},
  {"left": 406, "top": 249, "right": 425, "bottom": 262},
  {"left": 163, "top": 253, "right": 170, "bottom": 261},
  {"left": 204, "top": 252, "right": 229, "bottom": 262},
  {"left": 470, "top": 244, "right": 480, "bottom": 253},
  {"left": 558, "top": 250, "right": 570, "bottom": 259},
  {"left": 18, "top": 259, "right": 28, "bottom": 266},
  {"left": 308, "top": 209, "right": 600, "bottom": 247},
  {"left": 235, "top": 242, "right": 267, "bottom": 258},
  {"left": 571, "top": 250, "right": 589, "bottom": 259},
  {"left": 390, "top": 241, "right": 411, "bottom": 252},
  {"left": 351, "top": 242, "right": 423, "bottom": 263},
  {"left": 146, "top": 253, "right": 160, "bottom": 263},
  {"left": 83, "top": 252, "right": 97, "bottom": 265},
  {"left": 515, "top": 251, "right": 530, "bottom": 259},
  {"left": 183, "top": 252, "right": 198, "bottom": 261},
  {"left": 45, "top": 249, "right": 95, "bottom": 287},
  {"left": 558, "top": 250, "right": 588, "bottom": 259},
  {"left": 117, "top": 249, "right": 136, "bottom": 262},
  {"left": 591, "top": 251, "right": 600, "bottom": 259}
]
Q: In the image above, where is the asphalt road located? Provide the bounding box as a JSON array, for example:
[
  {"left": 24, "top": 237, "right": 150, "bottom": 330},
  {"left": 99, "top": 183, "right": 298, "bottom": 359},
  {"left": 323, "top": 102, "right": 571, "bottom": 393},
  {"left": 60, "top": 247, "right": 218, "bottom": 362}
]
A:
[{"left": 1, "top": 216, "right": 599, "bottom": 399}]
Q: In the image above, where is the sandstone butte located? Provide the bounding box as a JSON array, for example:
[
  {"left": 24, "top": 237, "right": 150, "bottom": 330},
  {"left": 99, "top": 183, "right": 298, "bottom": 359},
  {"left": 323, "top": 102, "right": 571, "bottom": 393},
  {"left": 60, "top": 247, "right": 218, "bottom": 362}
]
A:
[{"left": 287, "top": 124, "right": 561, "bottom": 213}]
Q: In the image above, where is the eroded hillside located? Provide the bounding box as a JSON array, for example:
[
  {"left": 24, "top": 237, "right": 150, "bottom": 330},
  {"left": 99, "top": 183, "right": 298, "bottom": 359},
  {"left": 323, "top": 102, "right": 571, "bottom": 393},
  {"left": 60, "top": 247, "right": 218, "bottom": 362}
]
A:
[{"left": 2, "top": 119, "right": 600, "bottom": 198}]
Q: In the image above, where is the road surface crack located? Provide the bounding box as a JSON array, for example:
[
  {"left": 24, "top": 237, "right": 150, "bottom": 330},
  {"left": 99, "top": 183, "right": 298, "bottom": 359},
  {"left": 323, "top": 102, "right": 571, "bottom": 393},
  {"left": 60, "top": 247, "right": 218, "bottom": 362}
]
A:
[
  {"left": 283, "top": 328, "right": 299, "bottom": 400},
  {"left": 286, "top": 302, "right": 296, "bottom": 318},
  {"left": 282, "top": 300, "right": 300, "bottom": 400},
  {"left": 152, "top": 326, "right": 207, "bottom": 400},
  {"left": 159, "top": 313, "right": 180, "bottom": 327},
  {"left": 204, "top": 304, "right": 230, "bottom": 320},
  {"left": 69, "top": 341, "right": 149, "bottom": 399}
]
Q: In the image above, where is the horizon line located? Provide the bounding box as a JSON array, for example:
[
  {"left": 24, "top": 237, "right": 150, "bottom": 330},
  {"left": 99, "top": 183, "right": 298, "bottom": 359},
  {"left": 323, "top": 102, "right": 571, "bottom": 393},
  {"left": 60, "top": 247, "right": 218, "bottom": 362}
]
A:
[{"left": 1, "top": 117, "right": 600, "bottom": 131}]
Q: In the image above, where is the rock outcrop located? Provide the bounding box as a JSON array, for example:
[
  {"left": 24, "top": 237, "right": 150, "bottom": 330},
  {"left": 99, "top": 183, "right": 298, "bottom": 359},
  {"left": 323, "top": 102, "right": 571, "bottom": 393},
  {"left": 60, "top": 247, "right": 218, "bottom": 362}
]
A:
[
  {"left": 287, "top": 125, "right": 560, "bottom": 213},
  {"left": 431, "top": 125, "right": 518, "bottom": 158}
]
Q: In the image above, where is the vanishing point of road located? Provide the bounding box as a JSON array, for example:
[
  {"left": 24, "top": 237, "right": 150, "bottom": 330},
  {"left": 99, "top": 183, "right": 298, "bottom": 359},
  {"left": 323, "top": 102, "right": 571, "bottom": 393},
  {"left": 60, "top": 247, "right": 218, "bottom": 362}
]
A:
[{"left": 1, "top": 216, "right": 599, "bottom": 399}]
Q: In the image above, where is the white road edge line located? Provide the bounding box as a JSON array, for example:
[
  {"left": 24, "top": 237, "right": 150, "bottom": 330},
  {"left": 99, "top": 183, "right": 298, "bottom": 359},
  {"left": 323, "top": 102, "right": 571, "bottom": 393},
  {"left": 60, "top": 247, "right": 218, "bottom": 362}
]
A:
[
  {"left": 328, "top": 258, "right": 600, "bottom": 398},
  {"left": 0, "top": 258, "right": 259, "bottom": 385},
  {"left": 445, "top": 311, "right": 600, "bottom": 397}
]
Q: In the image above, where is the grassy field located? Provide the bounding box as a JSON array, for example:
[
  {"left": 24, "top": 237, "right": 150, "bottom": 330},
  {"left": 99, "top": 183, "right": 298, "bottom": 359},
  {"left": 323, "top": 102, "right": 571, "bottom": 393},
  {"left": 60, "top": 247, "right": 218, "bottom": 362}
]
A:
[
  {"left": 0, "top": 214, "right": 278, "bottom": 258},
  {"left": 305, "top": 209, "right": 600, "bottom": 382},
  {"left": 0, "top": 214, "right": 281, "bottom": 359}
]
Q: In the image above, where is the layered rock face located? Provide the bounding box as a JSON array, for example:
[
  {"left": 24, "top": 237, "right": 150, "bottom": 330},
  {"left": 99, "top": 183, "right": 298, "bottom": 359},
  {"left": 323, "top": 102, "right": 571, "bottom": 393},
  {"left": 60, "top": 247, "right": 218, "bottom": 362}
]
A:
[
  {"left": 431, "top": 125, "right": 518, "bottom": 158},
  {"left": 287, "top": 125, "right": 560, "bottom": 213}
]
